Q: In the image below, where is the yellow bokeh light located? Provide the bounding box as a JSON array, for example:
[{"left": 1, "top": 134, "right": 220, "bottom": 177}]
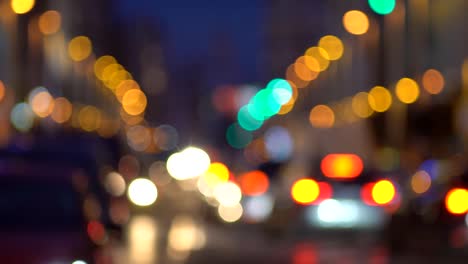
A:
[
  {"left": 304, "top": 47, "right": 330, "bottom": 72},
  {"left": 78, "top": 105, "right": 101, "bottom": 132},
  {"left": 218, "top": 203, "right": 243, "bottom": 223},
  {"left": 127, "top": 178, "right": 158, "bottom": 206},
  {"left": 309, "top": 104, "right": 335, "bottom": 128},
  {"left": 31, "top": 91, "right": 54, "bottom": 118},
  {"left": 102, "top": 63, "right": 124, "bottom": 83},
  {"left": 395, "top": 77, "right": 420, "bottom": 104},
  {"left": 51, "top": 97, "right": 72, "bottom": 123},
  {"left": 11, "top": 0, "right": 35, "bottom": 14},
  {"left": 68, "top": 36, "right": 92, "bottom": 62},
  {"left": 318, "top": 35, "right": 344, "bottom": 61},
  {"left": 105, "top": 70, "right": 132, "bottom": 90},
  {"left": 368, "top": 86, "right": 392, "bottom": 112},
  {"left": 291, "top": 179, "right": 319, "bottom": 205},
  {"left": 204, "top": 162, "right": 230, "bottom": 187},
  {"left": 445, "top": 188, "right": 468, "bottom": 215},
  {"left": 352, "top": 92, "right": 374, "bottom": 118},
  {"left": 122, "top": 89, "right": 147, "bottom": 116},
  {"left": 115, "top": 80, "right": 140, "bottom": 102},
  {"left": 411, "top": 170, "right": 431, "bottom": 194},
  {"left": 343, "top": 10, "right": 369, "bottom": 35},
  {"left": 38, "top": 10, "right": 61, "bottom": 35},
  {"left": 371, "top": 180, "right": 395, "bottom": 205},
  {"left": 422, "top": 69, "right": 444, "bottom": 95},
  {"left": 94, "top": 55, "right": 117, "bottom": 80}
]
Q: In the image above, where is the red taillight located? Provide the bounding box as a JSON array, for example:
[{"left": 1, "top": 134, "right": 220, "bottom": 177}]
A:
[{"left": 361, "top": 179, "right": 397, "bottom": 207}]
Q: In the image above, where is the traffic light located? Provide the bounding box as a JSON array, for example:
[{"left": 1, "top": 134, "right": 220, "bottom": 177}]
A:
[{"left": 368, "top": 0, "right": 396, "bottom": 15}]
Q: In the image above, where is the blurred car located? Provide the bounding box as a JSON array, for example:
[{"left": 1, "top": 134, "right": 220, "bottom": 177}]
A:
[
  {"left": 0, "top": 132, "right": 125, "bottom": 236},
  {"left": 0, "top": 171, "right": 110, "bottom": 263}
]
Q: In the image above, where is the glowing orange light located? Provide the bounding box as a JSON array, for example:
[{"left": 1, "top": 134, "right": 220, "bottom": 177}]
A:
[
  {"left": 238, "top": 170, "right": 269, "bottom": 196},
  {"left": 371, "top": 180, "right": 396, "bottom": 205},
  {"left": 422, "top": 69, "right": 444, "bottom": 95},
  {"left": 291, "top": 179, "right": 320, "bottom": 205},
  {"left": 321, "top": 154, "right": 363, "bottom": 179},
  {"left": 0, "top": 80, "right": 6, "bottom": 102},
  {"left": 445, "top": 188, "right": 468, "bottom": 215}
]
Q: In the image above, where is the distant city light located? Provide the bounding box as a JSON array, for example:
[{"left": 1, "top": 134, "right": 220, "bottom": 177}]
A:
[
  {"left": 218, "top": 203, "right": 243, "bottom": 223},
  {"left": 352, "top": 92, "right": 374, "bottom": 118},
  {"left": 94, "top": 55, "right": 117, "bottom": 80},
  {"left": 238, "top": 170, "right": 269, "bottom": 196},
  {"left": 304, "top": 47, "right": 330, "bottom": 72},
  {"left": 445, "top": 188, "right": 468, "bottom": 215},
  {"left": 78, "top": 105, "right": 101, "bottom": 132},
  {"left": 291, "top": 179, "right": 320, "bottom": 205},
  {"left": 127, "top": 178, "right": 158, "bottom": 206},
  {"left": 395, "top": 77, "right": 420, "bottom": 104},
  {"left": 11, "top": 102, "right": 35, "bottom": 132},
  {"left": 422, "top": 69, "right": 445, "bottom": 95},
  {"left": 368, "top": 0, "right": 396, "bottom": 15},
  {"left": 368, "top": 86, "right": 392, "bottom": 112},
  {"left": 105, "top": 171, "right": 126, "bottom": 197},
  {"left": 122, "top": 89, "right": 147, "bottom": 116},
  {"left": 11, "top": 0, "right": 35, "bottom": 14},
  {"left": 166, "top": 147, "right": 211, "bottom": 181},
  {"left": 318, "top": 35, "right": 344, "bottom": 61},
  {"left": 204, "top": 162, "right": 230, "bottom": 187},
  {"left": 343, "top": 10, "right": 369, "bottom": 35},
  {"left": 226, "top": 123, "right": 252, "bottom": 149},
  {"left": 309, "top": 105, "right": 335, "bottom": 128},
  {"left": 411, "top": 170, "right": 431, "bottom": 194},
  {"left": 154, "top": 124, "right": 179, "bottom": 151},
  {"left": 39, "top": 10, "right": 61, "bottom": 35},
  {"left": 243, "top": 194, "right": 274, "bottom": 222},
  {"left": 30, "top": 91, "right": 54, "bottom": 118},
  {"left": 0, "top": 81, "right": 5, "bottom": 103},
  {"left": 264, "top": 126, "right": 293, "bottom": 162},
  {"left": 51, "top": 97, "right": 72, "bottom": 123},
  {"left": 213, "top": 182, "right": 242, "bottom": 207},
  {"left": 68, "top": 36, "right": 92, "bottom": 62},
  {"left": 72, "top": 260, "right": 87, "bottom": 264}
]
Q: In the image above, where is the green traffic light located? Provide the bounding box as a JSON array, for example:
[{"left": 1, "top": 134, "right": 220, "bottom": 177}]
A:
[{"left": 368, "top": 0, "right": 396, "bottom": 15}]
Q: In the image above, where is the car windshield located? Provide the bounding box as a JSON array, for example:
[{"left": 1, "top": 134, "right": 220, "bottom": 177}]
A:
[{"left": 0, "top": 178, "right": 84, "bottom": 231}]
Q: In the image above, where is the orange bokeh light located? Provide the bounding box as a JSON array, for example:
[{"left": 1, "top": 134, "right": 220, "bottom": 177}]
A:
[
  {"left": 238, "top": 170, "right": 269, "bottom": 196},
  {"left": 321, "top": 154, "right": 363, "bottom": 179},
  {"left": 445, "top": 188, "right": 468, "bottom": 215},
  {"left": 291, "top": 178, "right": 320, "bottom": 205}
]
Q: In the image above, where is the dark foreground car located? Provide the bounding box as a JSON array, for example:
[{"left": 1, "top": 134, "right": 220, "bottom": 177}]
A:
[{"left": 0, "top": 174, "right": 111, "bottom": 263}]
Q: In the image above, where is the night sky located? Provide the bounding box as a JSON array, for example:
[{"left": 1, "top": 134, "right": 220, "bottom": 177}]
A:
[{"left": 115, "top": 0, "right": 266, "bottom": 84}]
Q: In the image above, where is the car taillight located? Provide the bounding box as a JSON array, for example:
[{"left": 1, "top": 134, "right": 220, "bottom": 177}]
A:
[
  {"left": 361, "top": 179, "right": 396, "bottom": 206},
  {"left": 445, "top": 188, "right": 468, "bottom": 215}
]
